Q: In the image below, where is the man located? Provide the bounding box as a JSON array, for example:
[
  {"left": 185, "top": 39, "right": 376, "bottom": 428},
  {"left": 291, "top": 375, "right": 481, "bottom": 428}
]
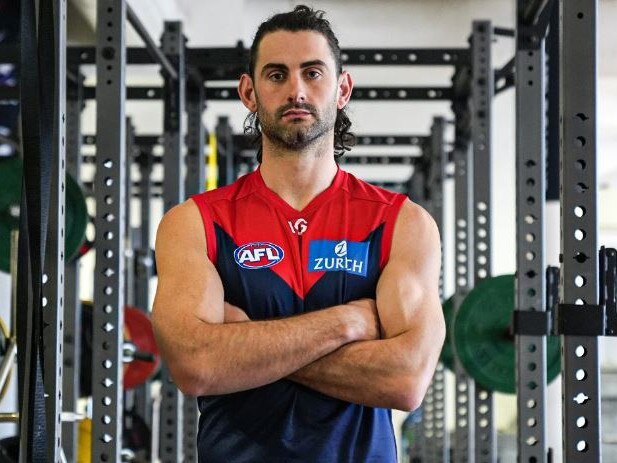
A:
[{"left": 153, "top": 5, "right": 444, "bottom": 462}]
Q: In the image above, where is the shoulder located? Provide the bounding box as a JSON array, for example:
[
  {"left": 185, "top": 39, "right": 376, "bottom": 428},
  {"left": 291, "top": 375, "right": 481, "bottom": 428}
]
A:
[
  {"left": 392, "top": 200, "right": 440, "bottom": 258},
  {"left": 340, "top": 169, "right": 406, "bottom": 206},
  {"left": 156, "top": 200, "right": 204, "bottom": 247}
]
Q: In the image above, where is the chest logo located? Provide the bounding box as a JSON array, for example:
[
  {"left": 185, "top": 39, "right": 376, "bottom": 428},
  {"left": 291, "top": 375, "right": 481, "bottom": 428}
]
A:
[
  {"left": 308, "top": 239, "right": 370, "bottom": 277},
  {"left": 234, "top": 242, "right": 285, "bottom": 270},
  {"left": 288, "top": 218, "right": 308, "bottom": 236}
]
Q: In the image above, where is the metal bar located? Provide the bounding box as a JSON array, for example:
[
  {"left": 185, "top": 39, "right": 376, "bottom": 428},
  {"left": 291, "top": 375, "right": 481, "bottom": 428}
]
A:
[
  {"left": 428, "top": 117, "right": 449, "bottom": 463},
  {"left": 341, "top": 48, "right": 469, "bottom": 65},
  {"left": 185, "top": 81, "right": 206, "bottom": 197},
  {"left": 125, "top": 119, "right": 135, "bottom": 307},
  {"left": 42, "top": 0, "right": 67, "bottom": 459},
  {"left": 181, "top": 76, "right": 205, "bottom": 463},
  {"left": 453, "top": 142, "right": 475, "bottom": 463},
  {"left": 91, "top": 0, "right": 127, "bottom": 460},
  {"left": 133, "top": 146, "right": 154, "bottom": 430},
  {"left": 62, "top": 45, "right": 469, "bottom": 67},
  {"left": 216, "top": 117, "right": 235, "bottom": 187},
  {"left": 76, "top": 86, "right": 455, "bottom": 102},
  {"left": 515, "top": 4, "right": 549, "bottom": 459},
  {"left": 471, "top": 20, "right": 496, "bottom": 463},
  {"left": 126, "top": 4, "right": 177, "bottom": 80},
  {"left": 61, "top": 69, "right": 83, "bottom": 463},
  {"left": 559, "top": 1, "right": 601, "bottom": 461},
  {"left": 82, "top": 133, "right": 430, "bottom": 148},
  {"left": 158, "top": 21, "right": 186, "bottom": 463},
  {"left": 546, "top": 1, "right": 560, "bottom": 201}
]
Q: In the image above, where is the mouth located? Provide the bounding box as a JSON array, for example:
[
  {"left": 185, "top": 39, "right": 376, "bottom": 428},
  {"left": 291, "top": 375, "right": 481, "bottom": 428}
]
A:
[{"left": 282, "top": 110, "right": 312, "bottom": 118}]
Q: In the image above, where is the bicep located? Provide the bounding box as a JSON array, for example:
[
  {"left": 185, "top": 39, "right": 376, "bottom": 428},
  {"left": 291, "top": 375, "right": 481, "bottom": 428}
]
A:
[
  {"left": 375, "top": 200, "right": 444, "bottom": 341},
  {"left": 152, "top": 200, "right": 225, "bottom": 330}
]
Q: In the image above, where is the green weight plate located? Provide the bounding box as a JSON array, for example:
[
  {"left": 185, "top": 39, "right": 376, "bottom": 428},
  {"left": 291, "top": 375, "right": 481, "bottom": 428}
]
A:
[
  {"left": 0, "top": 156, "right": 87, "bottom": 273},
  {"left": 440, "top": 295, "right": 455, "bottom": 371},
  {"left": 453, "top": 274, "right": 561, "bottom": 394}
]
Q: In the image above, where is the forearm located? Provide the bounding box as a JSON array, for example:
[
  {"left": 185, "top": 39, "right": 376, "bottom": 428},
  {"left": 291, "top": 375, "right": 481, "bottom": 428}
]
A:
[
  {"left": 157, "top": 305, "right": 360, "bottom": 396},
  {"left": 289, "top": 334, "right": 423, "bottom": 411}
]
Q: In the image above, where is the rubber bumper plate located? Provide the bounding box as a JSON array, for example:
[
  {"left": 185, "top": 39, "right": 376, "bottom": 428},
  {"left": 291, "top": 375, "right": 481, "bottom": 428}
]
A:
[
  {"left": 453, "top": 274, "right": 561, "bottom": 394},
  {"left": 0, "top": 156, "right": 87, "bottom": 272}
]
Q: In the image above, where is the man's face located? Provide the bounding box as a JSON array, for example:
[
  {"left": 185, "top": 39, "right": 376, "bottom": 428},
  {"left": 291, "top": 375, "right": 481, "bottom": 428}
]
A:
[{"left": 251, "top": 30, "right": 340, "bottom": 151}]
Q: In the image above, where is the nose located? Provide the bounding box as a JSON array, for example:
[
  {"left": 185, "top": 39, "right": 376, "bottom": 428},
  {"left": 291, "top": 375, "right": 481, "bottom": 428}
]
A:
[{"left": 287, "top": 74, "right": 306, "bottom": 103}]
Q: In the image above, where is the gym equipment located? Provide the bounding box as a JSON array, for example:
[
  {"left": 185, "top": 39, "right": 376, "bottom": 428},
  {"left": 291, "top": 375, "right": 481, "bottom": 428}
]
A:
[
  {"left": 0, "top": 156, "right": 87, "bottom": 273},
  {"left": 439, "top": 296, "right": 455, "bottom": 371},
  {"left": 452, "top": 274, "right": 561, "bottom": 394},
  {"left": 80, "top": 302, "right": 160, "bottom": 397}
]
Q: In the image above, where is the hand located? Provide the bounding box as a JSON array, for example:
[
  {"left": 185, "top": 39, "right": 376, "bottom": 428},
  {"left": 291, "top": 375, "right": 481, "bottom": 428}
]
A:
[
  {"left": 224, "top": 302, "right": 250, "bottom": 323},
  {"left": 345, "top": 298, "right": 380, "bottom": 341}
]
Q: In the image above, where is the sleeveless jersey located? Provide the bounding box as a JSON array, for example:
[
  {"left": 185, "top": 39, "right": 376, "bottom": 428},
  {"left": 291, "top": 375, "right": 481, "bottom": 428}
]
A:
[{"left": 191, "top": 167, "right": 407, "bottom": 463}]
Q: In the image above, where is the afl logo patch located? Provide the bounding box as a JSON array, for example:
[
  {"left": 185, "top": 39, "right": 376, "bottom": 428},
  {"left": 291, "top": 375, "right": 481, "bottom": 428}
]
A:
[{"left": 234, "top": 242, "right": 285, "bottom": 269}]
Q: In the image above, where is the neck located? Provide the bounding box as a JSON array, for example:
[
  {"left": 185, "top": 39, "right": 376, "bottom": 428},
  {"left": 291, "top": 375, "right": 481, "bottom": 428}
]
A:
[{"left": 259, "top": 135, "right": 338, "bottom": 211}]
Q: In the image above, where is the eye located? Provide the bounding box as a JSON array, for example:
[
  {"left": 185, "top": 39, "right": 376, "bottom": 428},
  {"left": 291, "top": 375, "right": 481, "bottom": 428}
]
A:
[
  {"left": 268, "top": 71, "right": 285, "bottom": 82},
  {"left": 306, "top": 69, "right": 322, "bottom": 79}
]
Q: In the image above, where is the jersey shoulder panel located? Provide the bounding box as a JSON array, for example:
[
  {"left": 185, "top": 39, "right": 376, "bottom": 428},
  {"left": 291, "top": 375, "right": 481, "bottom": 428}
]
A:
[
  {"left": 340, "top": 169, "right": 408, "bottom": 206},
  {"left": 191, "top": 171, "right": 257, "bottom": 207}
]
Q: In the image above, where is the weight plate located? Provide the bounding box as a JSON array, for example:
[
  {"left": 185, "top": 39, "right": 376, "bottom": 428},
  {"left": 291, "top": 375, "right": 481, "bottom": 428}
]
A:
[
  {"left": 80, "top": 302, "right": 160, "bottom": 396},
  {"left": 124, "top": 306, "right": 161, "bottom": 390},
  {"left": 440, "top": 295, "right": 455, "bottom": 371},
  {"left": 453, "top": 274, "right": 560, "bottom": 394},
  {"left": 0, "top": 156, "right": 87, "bottom": 273}
]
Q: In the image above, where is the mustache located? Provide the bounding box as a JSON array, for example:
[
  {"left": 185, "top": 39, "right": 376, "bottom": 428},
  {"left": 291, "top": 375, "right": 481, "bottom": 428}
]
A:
[{"left": 276, "top": 103, "right": 317, "bottom": 118}]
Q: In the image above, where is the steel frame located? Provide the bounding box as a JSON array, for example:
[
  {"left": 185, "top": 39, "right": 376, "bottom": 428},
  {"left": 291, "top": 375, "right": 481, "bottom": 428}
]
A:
[
  {"left": 158, "top": 21, "right": 187, "bottom": 463},
  {"left": 470, "top": 20, "right": 495, "bottom": 463},
  {"left": 515, "top": 1, "right": 550, "bottom": 461},
  {"left": 558, "top": 1, "right": 601, "bottom": 461},
  {"left": 91, "top": 0, "right": 127, "bottom": 460}
]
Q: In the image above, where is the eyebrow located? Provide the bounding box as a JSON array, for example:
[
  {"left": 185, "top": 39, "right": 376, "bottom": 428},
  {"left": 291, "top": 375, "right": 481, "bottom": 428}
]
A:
[{"left": 260, "top": 60, "right": 328, "bottom": 76}]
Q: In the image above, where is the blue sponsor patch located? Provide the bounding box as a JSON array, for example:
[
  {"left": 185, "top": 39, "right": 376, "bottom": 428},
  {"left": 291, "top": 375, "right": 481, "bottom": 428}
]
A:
[
  {"left": 234, "top": 242, "right": 284, "bottom": 269},
  {"left": 308, "top": 239, "right": 369, "bottom": 277}
]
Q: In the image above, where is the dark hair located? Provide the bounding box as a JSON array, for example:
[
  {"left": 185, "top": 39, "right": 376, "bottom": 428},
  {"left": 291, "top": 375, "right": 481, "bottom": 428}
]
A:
[{"left": 244, "top": 5, "right": 355, "bottom": 161}]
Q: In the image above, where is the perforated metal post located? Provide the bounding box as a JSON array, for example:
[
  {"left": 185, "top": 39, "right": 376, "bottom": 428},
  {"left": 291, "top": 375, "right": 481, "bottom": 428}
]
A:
[
  {"left": 92, "top": 0, "right": 127, "bottom": 460},
  {"left": 181, "top": 80, "right": 205, "bottom": 463},
  {"left": 470, "top": 20, "right": 495, "bottom": 463},
  {"left": 158, "top": 20, "right": 186, "bottom": 463},
  {"left": 42, "top": 0, "right": 67, "bottom": 459},
  {"left": 131, "top": 141, "right": 155, "bottom": 439},
  {"left": 424, "top": 117, "right": 449, "bottom": 463},
  {"left": 515, "top": 5, "right": 549, "bottom": 461},
  {"left": 453, "top": 142, "right": 475, "bottom": 463},
  {"left": 62, "top": 69, "right": 83, "bottom": 463},
  {"left": 559, "top": 1, "right": 601, "bottom": 461}
]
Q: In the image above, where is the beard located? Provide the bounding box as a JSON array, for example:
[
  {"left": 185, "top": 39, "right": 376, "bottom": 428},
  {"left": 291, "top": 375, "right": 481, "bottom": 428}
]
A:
[{"left": 256, "top": 98, "right": 338, "bottom": 152}]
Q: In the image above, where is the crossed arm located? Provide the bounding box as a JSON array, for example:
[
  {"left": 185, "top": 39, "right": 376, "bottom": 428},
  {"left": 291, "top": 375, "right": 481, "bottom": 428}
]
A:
[{"left": 152, "top": 199, "right": 444, "bottom": 411}]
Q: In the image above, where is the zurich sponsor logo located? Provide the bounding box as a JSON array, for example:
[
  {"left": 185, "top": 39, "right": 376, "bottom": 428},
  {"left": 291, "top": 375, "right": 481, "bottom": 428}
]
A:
[
  {"left": 308, "top": 239, "right": 369, "bottom": 277},
  {"left": 234, "top": 242, "right": 284, "bottom": 269}
]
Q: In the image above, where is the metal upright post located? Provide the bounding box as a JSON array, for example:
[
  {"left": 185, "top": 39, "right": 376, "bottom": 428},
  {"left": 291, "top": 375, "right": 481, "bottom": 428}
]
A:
[
  {"left": 159, "top": 20, "right": 186, "bottom": 463},
  {"left": 42, "top": 0, "right": 67, "bottom": 459},
  {"left": 559, "top": 1, "right": 601, "bottom": 461},
  {"left": 470, "top": 20, "right": 495, "bottom": 463},
  {"left": 62, "top": 69, "right": 83, "bottom": 463},
  {"left": 216, "top": 116, "right": 235, "bottom": 186},
  {"left": 427, "top": 117, "right": 449, "bottom": 463},
  {"left": 452, "top": 141, "right": 475, "bottom": 463},
  {"left": 515, "top": 3, "right": 549, "bottom": 461},
  {"left": 131, "top": 141, "right": 154, "bottom": 436},
  {"left": 92, "top": 0, "right": 127, "bottom": 460},
  {"left": 181, "top": 79, "right": 206, "bottom": 463},
  {"left": 125, "top": 119, "right": 135, "bottom": 307}
]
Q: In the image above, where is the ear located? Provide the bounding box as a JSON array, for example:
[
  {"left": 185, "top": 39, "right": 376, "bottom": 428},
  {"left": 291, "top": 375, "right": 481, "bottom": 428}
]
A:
[
  {"left": 238, "top": 74, "right": 258, "bottom": 112},
  {"left": 337, "top": 71, "right": 353, "bottom": 110}
]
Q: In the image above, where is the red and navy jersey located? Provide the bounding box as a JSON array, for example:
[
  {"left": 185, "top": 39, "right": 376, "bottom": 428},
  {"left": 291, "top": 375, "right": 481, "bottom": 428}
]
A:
[{"left": 191, "top": 167, "right": 407, "bottom": 463}]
